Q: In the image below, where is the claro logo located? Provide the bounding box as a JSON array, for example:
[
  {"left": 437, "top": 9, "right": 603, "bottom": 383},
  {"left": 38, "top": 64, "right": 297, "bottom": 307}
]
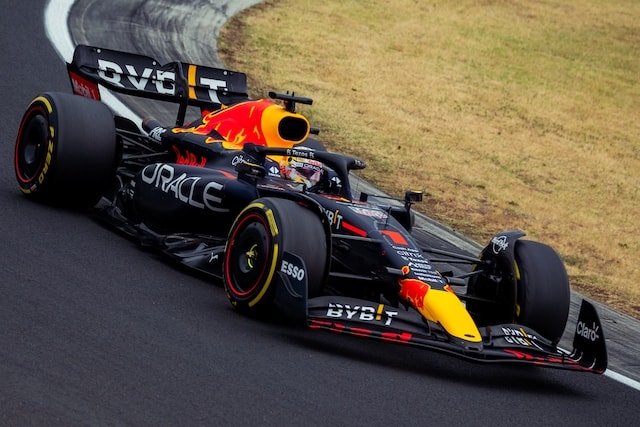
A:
[{"left": 576, "top": 321, "right": 600, "bottom": 342}]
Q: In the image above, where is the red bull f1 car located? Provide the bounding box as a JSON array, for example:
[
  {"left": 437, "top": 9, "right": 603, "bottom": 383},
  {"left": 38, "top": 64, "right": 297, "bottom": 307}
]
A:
[{"left": 14, "top": 45, "right": 607, "bottom": 374}]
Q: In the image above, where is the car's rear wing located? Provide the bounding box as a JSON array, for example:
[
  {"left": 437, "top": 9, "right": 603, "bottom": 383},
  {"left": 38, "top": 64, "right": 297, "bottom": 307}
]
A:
[{"left": 66, "top": 45, "right": 249, "bottom": 125}]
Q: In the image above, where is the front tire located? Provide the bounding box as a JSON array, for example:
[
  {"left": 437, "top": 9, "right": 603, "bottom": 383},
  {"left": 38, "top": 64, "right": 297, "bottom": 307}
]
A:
[
  {"left": 224, "top": 198, "right": 328, "bottom": 314},
  {"left": 14, "top": 92, "right": 117, "bottom": 207},
  {"left": 514, "top": 240, "right": 570, "bottom": 344}
]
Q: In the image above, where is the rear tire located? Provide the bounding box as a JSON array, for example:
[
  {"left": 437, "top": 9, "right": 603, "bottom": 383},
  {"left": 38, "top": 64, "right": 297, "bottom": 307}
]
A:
[
  {"left": 14, "top": 92, "right": 117, "bottom": 207},
  {"left": 514, "top": 240, "right": 570, "bottom": 344},
  {"left": 224, "top": 198, "right": 328, "bottom": 314}
]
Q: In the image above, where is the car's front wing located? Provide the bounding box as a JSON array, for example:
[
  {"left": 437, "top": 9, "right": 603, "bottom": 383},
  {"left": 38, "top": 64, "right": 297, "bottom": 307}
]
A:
[
  {"left": 305, "top": 296, "right": 607, "bottom": 373},
  {"left": 272, "top": 254, "right": 607, "bottom": 374}
]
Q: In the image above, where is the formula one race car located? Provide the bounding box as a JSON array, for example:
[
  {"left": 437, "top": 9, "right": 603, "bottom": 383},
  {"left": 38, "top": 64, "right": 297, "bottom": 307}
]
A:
[{"left": 14, "top": 45, "right": 607, "bottom": 373}]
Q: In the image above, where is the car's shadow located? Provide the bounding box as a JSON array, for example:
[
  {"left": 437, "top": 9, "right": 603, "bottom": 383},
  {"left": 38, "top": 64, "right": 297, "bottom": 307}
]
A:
[{"left": 263, "top": 319, "right": 586, "bottom": 396}]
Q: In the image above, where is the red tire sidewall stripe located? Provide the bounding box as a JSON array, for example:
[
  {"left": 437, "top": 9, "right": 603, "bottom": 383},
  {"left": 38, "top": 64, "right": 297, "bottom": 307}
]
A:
[
  {"left": 15, "top": 103, "right": 50, "bottom": 186},
  {"left": 224, "top": 210, "right": 273, "bottom": 298}
]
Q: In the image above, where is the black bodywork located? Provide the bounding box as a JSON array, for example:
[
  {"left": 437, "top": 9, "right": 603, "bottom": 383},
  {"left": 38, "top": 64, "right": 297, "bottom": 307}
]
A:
[{"left": 15, "top": 45, "right": 608, "bottom": 374}]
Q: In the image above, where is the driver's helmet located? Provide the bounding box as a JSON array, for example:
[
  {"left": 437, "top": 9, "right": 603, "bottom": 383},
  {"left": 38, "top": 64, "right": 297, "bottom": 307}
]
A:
[{"left": 279, "top": 156, "right": 324, "bottom": 188}]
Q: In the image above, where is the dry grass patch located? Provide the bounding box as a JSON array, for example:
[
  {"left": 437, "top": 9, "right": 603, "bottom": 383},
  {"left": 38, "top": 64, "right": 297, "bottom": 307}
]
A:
[{"left": 220, "top": 0, "right": 640, "bottom": 318}]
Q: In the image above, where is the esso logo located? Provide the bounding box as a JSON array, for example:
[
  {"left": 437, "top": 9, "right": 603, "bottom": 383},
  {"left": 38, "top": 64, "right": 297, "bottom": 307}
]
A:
[{"left": 281, "top": 260, "right": 305, "bottom": 281}]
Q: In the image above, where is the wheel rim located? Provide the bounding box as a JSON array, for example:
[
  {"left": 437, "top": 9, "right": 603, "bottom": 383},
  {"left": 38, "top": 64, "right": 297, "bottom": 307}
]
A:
[
  {"left": 226, "top": 213, "right": 273, "bottom": 298},
  {"left": 16, "top": 108, "right": 49, "bottom": 184}
]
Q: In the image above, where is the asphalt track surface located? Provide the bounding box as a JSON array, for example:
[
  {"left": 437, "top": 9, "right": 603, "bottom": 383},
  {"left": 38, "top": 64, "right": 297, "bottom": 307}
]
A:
[{"left": 0, "top": 1, "right": 638, "bottom": 425}]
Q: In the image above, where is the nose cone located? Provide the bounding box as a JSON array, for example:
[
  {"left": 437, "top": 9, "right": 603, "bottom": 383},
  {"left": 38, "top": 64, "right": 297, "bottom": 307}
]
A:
[{"left": 399, "top": 279, "right": 482, "bottom": 343}]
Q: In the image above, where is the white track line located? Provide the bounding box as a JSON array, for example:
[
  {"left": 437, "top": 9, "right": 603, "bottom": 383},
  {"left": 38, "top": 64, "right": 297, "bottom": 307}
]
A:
[
  {"left": 45, "top": 0, "right": 142, "bottom": 126},
  {"left": 605, "top": 370, "right": 640, "bottom": 392},
  {"left": 44, "top": 0, "right": 640, "bottom": 393}
]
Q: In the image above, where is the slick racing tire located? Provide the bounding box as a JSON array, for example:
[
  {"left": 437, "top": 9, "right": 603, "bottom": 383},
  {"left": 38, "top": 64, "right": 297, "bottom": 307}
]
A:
[
  {"left": 224, "top": 197, "right": 328, "bottom": 314},
  {"left": 514, "top": 240, "right": 570, "bottom": 344},
  {"left": 15, "top": 92, "right": 117, "bottom": 207}
]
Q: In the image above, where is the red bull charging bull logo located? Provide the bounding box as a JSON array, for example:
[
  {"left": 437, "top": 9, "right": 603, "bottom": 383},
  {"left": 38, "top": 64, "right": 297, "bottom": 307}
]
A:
[{"left": 398, "top": 278, "right": 430, "bottom": 309}]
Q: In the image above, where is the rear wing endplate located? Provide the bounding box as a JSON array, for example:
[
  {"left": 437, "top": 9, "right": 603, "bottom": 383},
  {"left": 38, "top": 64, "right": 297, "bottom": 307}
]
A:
[{"left": 66, "top": 45, "right": 249, "bottom": 125}]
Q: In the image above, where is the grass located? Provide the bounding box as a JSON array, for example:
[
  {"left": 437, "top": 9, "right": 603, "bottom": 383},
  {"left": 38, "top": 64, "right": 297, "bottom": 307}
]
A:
[{"left": 219, "top": 0, "right": 640, "bottom": 318}]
